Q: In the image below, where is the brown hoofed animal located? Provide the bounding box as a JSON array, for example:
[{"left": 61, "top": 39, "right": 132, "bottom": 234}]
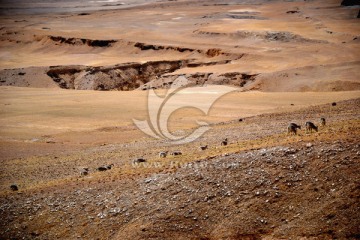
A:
[
  {"left": 159, "top": 151, "right": 168, "bottom": 158},
  {"left": 305, "top": 121, "right": 318, "bottom": 133},
  {"left": 80, "top": 168, "right": 89, "bottom": 176},
  {"left": 199, "top": 145, "right": 208, "bottom": 151},
  {"left": 97, "top": 164, "right": 114, "bottom": 171},
  {"left": 288, "top": 123, "right": 301, "bottom": 135},
  {"left": 171, "top": 151, "right": 182, "bottom": 156},
  {"left": 221, "top": 138, "right": 228, "bottom": 146},
  {"left": 133, "top": 158, "right": 146, "bottom": 164},
  {"left": 320, "top": 117, "right": 326, "bottom": 126}
]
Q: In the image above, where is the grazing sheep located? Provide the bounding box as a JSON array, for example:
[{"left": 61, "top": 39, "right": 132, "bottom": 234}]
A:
[
  {"left": 221, "top": 138, "right": 228, "bottom": 146},
  {"left": 80, "top": 167, "right": 89, "bottom": 176},
  {"left": 200, "top": 145, "right": 208, "bottom": 151},
  {"left": 97, "top": 166, "right": 108, "bottom": 171},
  {"left": 97, "top": 164, "right": 113, "bottom": 171},
  {"left": 133, "top": 158, "right": 146, "bottom": 164},
  {"left": 288, "top": 123, "right": 301, "bottom": 135},
  {"left": 10, "top": 184, "right": 18, "bottom": 191},
  {"left": 320, "top": 117, "right": 326, "bottom": 126},
  {"left": 159, "top": 151, "right": 168, "bottom": 158},
  {"left": 305, "top": 121, "right": 318, "bottom": 133},
  {"left": 171, "top": 151, "right": 182, "bottom": 156}
]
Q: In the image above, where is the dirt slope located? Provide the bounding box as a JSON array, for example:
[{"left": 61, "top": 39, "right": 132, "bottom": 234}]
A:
[
  {"left": 0, "top": 0, "right": 359, "bottom": 91},
  {"left": 0, "top": 98, "right": 359, "bottom": 239}
]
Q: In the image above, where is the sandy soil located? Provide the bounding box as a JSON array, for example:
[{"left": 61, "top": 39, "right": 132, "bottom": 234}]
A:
[
  {"left": 0, "top": 0, "right": 359, "bottom": 91},
  {"left": 0, "top": 97, "right": 359, "bottom": 239},
  {"left": 0, "top": 0, "right": 360, "bottom": 239},
  {"left": 1, "top": 86, "right": 359, "bottom": 159}
]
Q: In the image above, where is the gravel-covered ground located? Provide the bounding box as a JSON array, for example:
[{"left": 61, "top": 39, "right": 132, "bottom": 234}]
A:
[{"left": 0, "top": 98, "right": 359, "bottom": 239}]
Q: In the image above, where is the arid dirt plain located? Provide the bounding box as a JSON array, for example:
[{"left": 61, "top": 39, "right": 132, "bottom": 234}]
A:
[{"left": 0, "top": 0, "right": 360, "bottom": 239}]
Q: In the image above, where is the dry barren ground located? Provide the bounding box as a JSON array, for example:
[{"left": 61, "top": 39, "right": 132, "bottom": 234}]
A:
[
  {"left": 0, "top": 97, "right": 359, "bottom": 239},
  {"left": 0, "top": 0, "right": 359, "bottom": 91},
  {"left": 0, "top": 0, "right": 360, "bottom": 239}
]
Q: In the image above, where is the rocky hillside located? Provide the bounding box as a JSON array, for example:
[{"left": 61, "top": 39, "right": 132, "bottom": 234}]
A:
[{"left": 1, "top": 98, "right": 359, "bottom": 239}]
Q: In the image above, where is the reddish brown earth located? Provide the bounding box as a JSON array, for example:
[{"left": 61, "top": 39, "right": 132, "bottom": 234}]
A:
[
  {"left": 0, "top": 0, "right": 359, "bottom": 91},
  {"left": 0, "top": 98, "right": 360, "bottom": 239},
  {"left": 0, "top": 0, "right": 359, "bottom": 239}
]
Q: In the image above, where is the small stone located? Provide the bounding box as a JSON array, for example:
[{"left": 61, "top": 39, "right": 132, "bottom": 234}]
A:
[{"left": 306, "top": 143, "right": 313, "bottom": 148}]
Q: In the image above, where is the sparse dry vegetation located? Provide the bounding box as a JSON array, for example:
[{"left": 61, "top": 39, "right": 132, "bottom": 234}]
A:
[
  {"left": 0, "top": 0, "right": 359, "bottom": 239},
  {"left": 1, "top": 98, "right": 359, "bottom": 239}
]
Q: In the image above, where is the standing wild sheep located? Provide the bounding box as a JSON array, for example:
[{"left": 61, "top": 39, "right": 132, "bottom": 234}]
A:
[
  {"left": 133, "top": 158, "right": 146, "bottom": 164},
  {"left": 305, "top": 121, "right": 318, "bottom": 133},
  {"left": 97, "top": 164, "right": 114, "bottom": 171},
  {"left": 288, "top": 123, "right": 301, "bottom": 135},
  {"left": 159, "top": 151, "right": 168, "bottom": 158},
  {"left": 221, "top": 138, "right": 228, "bottom": 146},
  {"left": 320, "top": 117, "right": 326, "bottom": 126},
  {"left": 80, "top": 167, "right": 89, "bottom": 176},
  {"left": 171, "top": 151, "right": 182, "bottom": 156},
  {"left": 200, "top": 145, "right": 208, "bottom": 151}
]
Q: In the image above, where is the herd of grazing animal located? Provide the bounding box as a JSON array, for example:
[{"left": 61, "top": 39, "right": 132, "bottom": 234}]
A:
[
  {"left": 8, "top": 115, "right": 331, "bottom": 191},
  {"left": 78, "top": 164, "right": 114, "bottom": 176},
  {"left": 74, "top": 117, "right": 326, "bottom": 179},
  {"left": 288, "top": 117, "right": 326, "bottom": 135},
  {"left": 136, "top": 117, "right": 325, "bottom": 165}
]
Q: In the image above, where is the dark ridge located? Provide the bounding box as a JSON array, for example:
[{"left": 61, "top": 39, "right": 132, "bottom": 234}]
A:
[
  {"left": 88, "top": 40, "right": 116, "bottom": 47},
  {"left": 227, "top": 14, "right": 265, "bottom": 20},
  {"left": 48, "top": 36, "right": 117, "bottom": 47},
  {"left": 205, "top": 48, "right": 223, "bottom": 57},
  {"left": 203, "top": 3, "right": 229, "bottom": 6},
  {"left": 133, "top": 42, "right": 239, "bottom": 59},
  {"left": 195, "top": 30, "right": 327, "bottom": 43},
  {"left": 46, "top": 60, "right": 187, "bottom": 91},
  {"left": 187, "top": 60, "right": 231, "bottom": 68},
  {"left": 341, "top": 0, "right": 360, "bottom": 6},
  {"left": 134, "top": 42, "right": 196, "bottom": 53},
  {"left": 47, "top": 67, "right": 83, "bottom": 89},
  {"left": 141, "top": 71, "right": 258, "bottom": 90},
  {"left": 286, "top": 10, "right": 299, "bottom": 14}
]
